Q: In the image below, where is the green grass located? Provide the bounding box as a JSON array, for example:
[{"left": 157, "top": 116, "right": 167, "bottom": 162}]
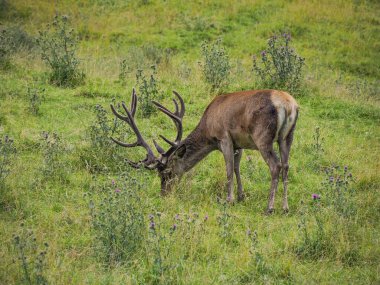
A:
[{"left": 1, "top": 0, "right": 380, "bottom": 284}]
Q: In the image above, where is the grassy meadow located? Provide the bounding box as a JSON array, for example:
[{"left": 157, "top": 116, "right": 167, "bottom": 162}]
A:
[{"left": 1, "top": 0, "right": 379, "bottom": 284}]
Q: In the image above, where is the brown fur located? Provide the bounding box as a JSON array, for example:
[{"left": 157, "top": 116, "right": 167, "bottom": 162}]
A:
[{"left": 163, "top": 89, "right": 299, "bottom": 212}]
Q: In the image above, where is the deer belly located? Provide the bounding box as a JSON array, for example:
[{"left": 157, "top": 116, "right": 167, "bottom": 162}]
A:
[{"left": 230, "top": 131, "right": 258, "bottom": 150}]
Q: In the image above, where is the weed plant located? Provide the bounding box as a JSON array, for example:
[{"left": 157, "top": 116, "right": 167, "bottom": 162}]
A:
[
  {"left": 136, "top": 65, "right": 161, "bottom": 117},
  {"left": 12, "top": 223, "right": 49, "bottom": 285},
  {"left": 0, "top": 135, "right": 16, "bottom": 190},
  {"left": 39, "top": 131, "right": 67, "bottom": 183},
  {"left": 322, "top": 165, "right": 356, "bottom": 218},
  {"left": 89, "top": 176, "right": 145, "bottom": 266},
  {"left": 36, "top": 15, "right": 85, "bottom": 87},
  {"left": 200, "top": 39, "right": 231, "bottom": 91},
  {"left": 0, "top": 27, "right": 14, "bottom": 67},
  {"left": 295, "top": 197, "right": 335, "bottom": 260},
  {"left": 253, "top": 33, "right": 305, "bottom": 93},
  {"left": 84, "top": 103, "right": 129, "bottom": 173},
  {"left": 27, "top": 87, "right": 45, "bottom": 115},
  {"left": 217, "top": 202, "right": 233, "bottom": 241}
]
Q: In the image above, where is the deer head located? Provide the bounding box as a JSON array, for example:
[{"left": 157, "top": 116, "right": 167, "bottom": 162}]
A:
[{"left": 110, "top": 88, "right": 186, "bottom": 194}]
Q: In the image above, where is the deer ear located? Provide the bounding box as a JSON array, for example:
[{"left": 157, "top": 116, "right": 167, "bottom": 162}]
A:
[{"left": 176, "top": 144, "right": 186, "bottom": 158}]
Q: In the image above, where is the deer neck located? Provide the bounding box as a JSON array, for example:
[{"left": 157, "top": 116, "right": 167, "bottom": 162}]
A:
[{"left": 176, "top": 125, "right": 216, "bottom": 174}]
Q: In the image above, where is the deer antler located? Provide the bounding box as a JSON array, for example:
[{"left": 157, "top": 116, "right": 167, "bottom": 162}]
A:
[
  {"left": 110, "top": 88, "right": 157, "bottom": 169},
  {"left": 152, "top": 91, "right": 185, "bottom": 152}
]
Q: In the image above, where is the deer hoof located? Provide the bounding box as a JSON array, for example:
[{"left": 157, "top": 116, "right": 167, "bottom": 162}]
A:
[
  {"left": 237, "top": 193, "right": 245, "bottom": 202},
  {"left": 266, "top": 208, "right": 275, "bottom": 215},
  {"left": 226, "top": 196, "right": 234, "bottom": 204},
  {"left": 283, "top": 208, "right": 289, "bottom": 214}
]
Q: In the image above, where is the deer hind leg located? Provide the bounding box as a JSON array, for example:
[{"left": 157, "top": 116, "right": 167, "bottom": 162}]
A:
[
  {"left": 234, "top": 149, "right": 245, "bottom": 201},
  {"left": 279, "top": 124, "right": 296, "bottom": 213},
  {"left": 220, "top": 137, "right": 235, "bottom": 203},
  {"left": 259, "top": 146, "right": 281, "bottom": 214}
]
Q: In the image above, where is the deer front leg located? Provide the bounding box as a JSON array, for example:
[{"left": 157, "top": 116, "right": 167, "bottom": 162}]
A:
[
  {"left": 220, "top": 138, "right": 235, "bottom": 203},
  {"left": 234, "top": 149, "right": 245, "bottom": 201}
]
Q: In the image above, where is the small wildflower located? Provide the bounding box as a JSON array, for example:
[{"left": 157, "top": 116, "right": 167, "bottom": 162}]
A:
[
  {"left": 149, "top": 221, "right": 155, "bottom": 230},
  {"left": 149, "top": 214, "right": 154, "bottom": 221},
  {"left": 175, "top": 214, "right": 180, "bottom": 220},
  {"left": 261, "top": 50, "right": 267, "bottom": 57},
  {"left": 312, "top": 193, "right": 320, "bottom": 200},
  {"left": 111, "top": 179, "right": 115, "bottom": 185},
  {"left": 344, "top": 166, "right": 348, "bottom": 172},
  {"left": 247, "top": 229, "right": 252, "bottom": 236},
  {"left": 172, "top": 224, "right": 177, "bottom": 231},
  {"left": 204, "top": 215, "right": 209, "bottom": 222},
  {"left": 115, "top": 188, "right": 120, "bottom": 193},
  {"left": 329, "top": 176, "right": 334, "bottom": 183}
]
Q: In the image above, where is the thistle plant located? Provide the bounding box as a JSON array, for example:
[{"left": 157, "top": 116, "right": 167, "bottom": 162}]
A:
[
  {"left": 27, "top": 87, "right": 45, "bottom": 115},
  {"left": 36, "top": 15, "right": 85, "bottom": 87},
  {"left": 0, "top": 27, "right": 14, "bottom": 67},
  {"left": 295, "top": 198, "right": 333, "bottom": 260},
  {"left": 12, "top": 223, "right": 49, "bottom": 285},
  {"left": 146, "top": 212, "right": 180, "bottom": 283},
  {"left": 136, "top": 65, "right": 161, "bottom": 117},
  {"left": 322, "top": 165, "right": 356, "bottom": 217},
  {"left": 217, "top": 201, "right": 232, "bottom": 241},
  {"left": 39, "top": 131, "right": 67, "bottom": 182},
  {"left": 253, "top": 33, "right": 305, "bottom": 93},
  {"left": 89, "top": 176, "right": 145, "bottom": 266},
  {"left": 201, "top": 39, "right": 231, "bottom": 91},
  {"left": 0, "top": 135, "right": 16, "bottom": 190}
]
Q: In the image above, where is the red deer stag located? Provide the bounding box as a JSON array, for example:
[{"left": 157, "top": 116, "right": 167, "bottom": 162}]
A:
[{"left": 110, "top": 89, "right": 298, "bottom": 213}]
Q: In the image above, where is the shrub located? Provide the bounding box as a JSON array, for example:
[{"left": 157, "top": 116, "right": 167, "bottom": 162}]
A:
[
  {"left": 36, "top": 15, "right": 85, "bottom": 87},
  {"left": 253, "top": 33, "right": 305, "bottom": 93},
  {"left": 200, "top": 38, "right": 231, "bottom": 91},
  {"left": 12, "top": 223, "right": 49, "bottom": 285},
  {"left": 89, "top": 176, "right": 145, "bottom": 266},
  {"left": 136, "top": 65, "right": 161, "bottom": 117},
  {"left": 0, "top": 135, "right": 16, "bottom": 190}
]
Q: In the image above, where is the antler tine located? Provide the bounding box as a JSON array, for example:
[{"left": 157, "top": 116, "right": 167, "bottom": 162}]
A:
[
  {"left": 153, "top": 139, "right": 165, "bottom": 154},
  {"left": 131, "top": 88, "right": 137, "bottom": 117},
  {"left": 159, "top": 134, "right": 176, "bottom": 147},
  {"left": 152, "top": 91, "right": 185, "bottom": 147},
  {"left": 173, "top": 90, "right": 185, "bottom": 118},
  {"left": 172, "top": 98, "right": 179, "bottom": 117},
  {"left": 110, "top": 103, "right": 129, "bottom": 122}
]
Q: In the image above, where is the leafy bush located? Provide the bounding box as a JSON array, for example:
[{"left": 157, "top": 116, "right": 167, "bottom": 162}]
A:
[
  {"left": 12, "top": 223, "right": 49, "bottom": 285},
  {"left": 253, "top": 33, "right": 305, "bottom": 93},
  {"left": 200, "top": 39, "right": 231, "bottom": 91},
  {"left": 136, "top": 65, "right": 161, "bottom": 117},
  {"left": 89, "top": 176, "right": 145, "bottom": 266},
  {"left": 36, "top": 15, "right": 85, "bottom": 87},
  {"left": 0, "top": 135, "right": 16, "bottom": 190}
]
